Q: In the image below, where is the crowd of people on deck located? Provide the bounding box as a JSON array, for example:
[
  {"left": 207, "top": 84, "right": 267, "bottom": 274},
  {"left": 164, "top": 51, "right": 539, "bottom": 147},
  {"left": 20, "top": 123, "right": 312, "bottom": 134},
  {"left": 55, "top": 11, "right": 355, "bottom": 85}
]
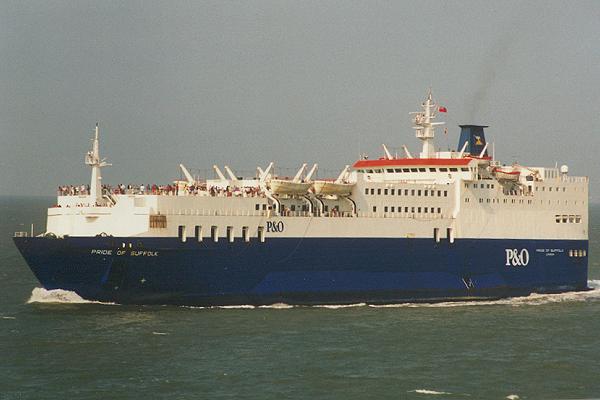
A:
[
  {"left": 57, "top": 183, "right": 265, "bottom": 198},
  {"left": 57, "top": 185, "right": 90, "bottom": 196}
]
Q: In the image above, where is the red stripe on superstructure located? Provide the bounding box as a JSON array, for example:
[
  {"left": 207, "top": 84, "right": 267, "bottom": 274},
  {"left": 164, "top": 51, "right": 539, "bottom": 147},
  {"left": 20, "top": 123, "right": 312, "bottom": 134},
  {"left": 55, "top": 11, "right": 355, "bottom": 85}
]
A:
[{"left": 352, "top": 158, "right": 473, "bottom": 168}]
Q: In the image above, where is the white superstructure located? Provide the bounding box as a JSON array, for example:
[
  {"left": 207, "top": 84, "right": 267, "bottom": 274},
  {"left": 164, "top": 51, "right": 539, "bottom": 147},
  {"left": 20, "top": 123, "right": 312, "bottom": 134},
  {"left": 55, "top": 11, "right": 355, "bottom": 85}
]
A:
[{"left": 46, "top": 92, "right": 589, "bottom": 248}]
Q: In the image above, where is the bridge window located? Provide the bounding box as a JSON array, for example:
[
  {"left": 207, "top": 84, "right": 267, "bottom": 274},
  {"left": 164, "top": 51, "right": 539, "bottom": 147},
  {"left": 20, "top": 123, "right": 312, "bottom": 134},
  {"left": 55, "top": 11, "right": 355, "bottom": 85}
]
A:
[
  {"left": 394, "top": 169, "right": 402, "bottom": 173},
  {"left": 419, "top": 168, "right": 426, "bottom": 172},
  {"left": 402, "top": 168, "right": 410, "bottom": 172},
  {"left": 461, "top": 168, "right": 469, "bottom": 171},
  {"left": 439, "top": 168, "right": 448, "bottom": 172},
  {"left": 429, "top": 168, "right": 437, "bottom": 172},
  {"left": 386, "top": 169, "right": 394, "bottom": 173},
  {"left": 449, "top": 168, "right": 458, "bottom": 172},
  {"left": 410, "top": 168, "right": 418, "bottom": 172}
]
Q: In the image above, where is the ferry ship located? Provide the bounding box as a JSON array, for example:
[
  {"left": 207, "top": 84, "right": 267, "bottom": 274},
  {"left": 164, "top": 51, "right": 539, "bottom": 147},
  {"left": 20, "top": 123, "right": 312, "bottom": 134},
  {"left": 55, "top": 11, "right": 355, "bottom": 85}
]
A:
[{"left": 13, "top": 91, "right": 589, "bottom": 306}]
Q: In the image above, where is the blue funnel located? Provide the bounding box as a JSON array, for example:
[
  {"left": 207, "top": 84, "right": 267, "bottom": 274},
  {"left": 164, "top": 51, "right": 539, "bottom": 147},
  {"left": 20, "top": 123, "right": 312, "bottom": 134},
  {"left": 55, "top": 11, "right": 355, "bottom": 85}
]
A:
[{"left": 458, "top": 125, "right": 488, "bottom": 156}]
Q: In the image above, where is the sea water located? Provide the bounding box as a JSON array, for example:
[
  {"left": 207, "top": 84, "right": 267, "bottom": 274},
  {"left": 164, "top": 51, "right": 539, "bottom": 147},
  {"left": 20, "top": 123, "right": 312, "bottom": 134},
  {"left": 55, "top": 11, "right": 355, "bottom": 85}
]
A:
[{"left": 1, "top": 196, "right": 600, "bottom": 399}]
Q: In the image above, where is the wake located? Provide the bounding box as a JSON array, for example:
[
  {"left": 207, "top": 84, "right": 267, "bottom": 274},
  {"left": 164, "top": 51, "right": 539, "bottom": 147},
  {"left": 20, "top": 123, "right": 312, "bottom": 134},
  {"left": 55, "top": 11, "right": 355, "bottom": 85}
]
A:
[
  {"left": 26, "top": 280, "right": 600, "bottom": 308},
  {"left": 27, "top": 287, "right": 114, "bottom": 305}
]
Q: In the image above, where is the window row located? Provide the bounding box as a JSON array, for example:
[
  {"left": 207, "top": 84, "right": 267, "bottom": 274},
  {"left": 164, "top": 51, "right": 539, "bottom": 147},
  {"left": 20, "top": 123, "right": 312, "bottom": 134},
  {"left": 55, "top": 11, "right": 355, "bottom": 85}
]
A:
[
  {"left": 358, "top": 167, "right": 470, "bottom": 173},
  {"left": 569, "top": 249, "right": 586, "bottom": 258},
  {"left": 555, "top": 215, "right": 582, "bottom": 224},
  {"left": 471, "top": 198, "right": 534, "bottom": 205},
  {"left": 372, "top": 206, "right": 442, "bottom": 214},
  {"left": 465, "top": 183, "right": 495, "bottom": 189},
  {"left": 537, "top": 186, "right": 567, "bottom": 192},
  {"left": 365, "top": 188, "right": 448, "bottom": 197}
]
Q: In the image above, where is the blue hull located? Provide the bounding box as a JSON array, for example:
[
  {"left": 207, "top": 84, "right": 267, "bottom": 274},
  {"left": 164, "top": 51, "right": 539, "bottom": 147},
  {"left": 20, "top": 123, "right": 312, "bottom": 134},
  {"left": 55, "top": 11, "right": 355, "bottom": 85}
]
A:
[{"left": 13, "top": 236, "right": 589, "bottom": 306}]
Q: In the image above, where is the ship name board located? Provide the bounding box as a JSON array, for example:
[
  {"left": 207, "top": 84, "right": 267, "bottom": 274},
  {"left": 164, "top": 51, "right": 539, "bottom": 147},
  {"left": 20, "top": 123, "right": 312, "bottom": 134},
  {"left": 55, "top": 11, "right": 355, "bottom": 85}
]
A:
[{"left": 91, "top": 249, "right": 159, "bottom": 257}]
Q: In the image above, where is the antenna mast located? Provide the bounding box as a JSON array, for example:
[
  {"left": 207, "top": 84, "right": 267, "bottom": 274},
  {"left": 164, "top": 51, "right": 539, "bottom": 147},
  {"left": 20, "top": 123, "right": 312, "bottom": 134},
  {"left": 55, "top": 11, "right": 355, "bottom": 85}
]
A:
[
  {"left": 411, "top": 89, "right": 445, "bottom": 158},
  {"left": 85, "top": 123, "right": 111, "bottom": 205}
]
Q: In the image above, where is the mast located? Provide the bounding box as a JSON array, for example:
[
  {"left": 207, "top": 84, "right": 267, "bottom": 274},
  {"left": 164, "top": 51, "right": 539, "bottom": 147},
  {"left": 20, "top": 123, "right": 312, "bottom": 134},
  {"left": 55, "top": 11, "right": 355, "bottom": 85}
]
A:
[
  {"left": 85, "top": 123, "right": 110, "bottom": 205},
  {"left": 411, "top": 89, "right": 445, "bottom": 158}
]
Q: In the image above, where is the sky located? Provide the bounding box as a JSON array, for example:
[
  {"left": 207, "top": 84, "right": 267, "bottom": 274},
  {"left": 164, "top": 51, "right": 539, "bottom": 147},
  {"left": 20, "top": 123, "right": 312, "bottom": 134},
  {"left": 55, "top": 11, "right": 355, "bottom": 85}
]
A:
[{"left": 2, "top": 1, "right": 599, "bottom": 200}]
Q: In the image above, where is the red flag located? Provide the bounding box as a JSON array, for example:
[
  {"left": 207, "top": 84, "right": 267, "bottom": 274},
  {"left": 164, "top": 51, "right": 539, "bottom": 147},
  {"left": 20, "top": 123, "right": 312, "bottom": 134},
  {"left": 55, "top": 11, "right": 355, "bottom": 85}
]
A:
[{"left": 438, "top": 106, "right": 447, "bottom": 113}]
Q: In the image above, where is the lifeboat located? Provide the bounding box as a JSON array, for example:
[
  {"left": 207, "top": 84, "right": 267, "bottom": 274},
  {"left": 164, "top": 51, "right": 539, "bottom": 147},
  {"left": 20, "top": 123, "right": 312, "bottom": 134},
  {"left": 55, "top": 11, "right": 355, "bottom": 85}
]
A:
[
  {"left": 312, "top": 180, "right": 355, "bottom": 196},
  {"left": 312, "top": 166, "right": 355, "bottom": 196},
  {"left": 493, "top": 167, "right": 520, "bottom": 181}
]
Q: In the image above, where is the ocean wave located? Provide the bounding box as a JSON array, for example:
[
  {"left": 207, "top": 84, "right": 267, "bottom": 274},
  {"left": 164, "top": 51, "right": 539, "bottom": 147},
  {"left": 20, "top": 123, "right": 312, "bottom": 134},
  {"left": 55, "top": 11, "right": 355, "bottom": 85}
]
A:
[
  {"left": 26, "top": 287, "right": 114, "bottom": 305},
  {"left": 409, "top": 389, "right": 452, "bottom": 395},
  {"left": 369, "top": 280, "right": 600, "bottom": 308}
]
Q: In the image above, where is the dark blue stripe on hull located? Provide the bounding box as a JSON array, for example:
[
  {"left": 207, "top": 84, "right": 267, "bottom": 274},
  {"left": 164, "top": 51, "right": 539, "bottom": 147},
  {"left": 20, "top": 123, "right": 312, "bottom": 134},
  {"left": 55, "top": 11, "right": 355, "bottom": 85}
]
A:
[{"left": 13, "top": 236, "right": 589, "bottom": 306}]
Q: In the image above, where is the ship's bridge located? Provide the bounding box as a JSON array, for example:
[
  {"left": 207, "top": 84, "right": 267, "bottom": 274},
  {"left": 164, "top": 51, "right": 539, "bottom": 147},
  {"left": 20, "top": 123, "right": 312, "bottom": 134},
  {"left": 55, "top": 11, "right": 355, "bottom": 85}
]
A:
[{"left": 352, "top": 157, "right": 480, "bottom": 184}]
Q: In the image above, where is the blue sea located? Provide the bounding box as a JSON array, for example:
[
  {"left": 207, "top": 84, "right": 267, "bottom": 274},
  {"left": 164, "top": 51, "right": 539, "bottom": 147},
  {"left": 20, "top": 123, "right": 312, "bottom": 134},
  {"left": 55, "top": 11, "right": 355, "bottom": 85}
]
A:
[{"left": 1, "top": 196, "right": 600, "bottom": 399}]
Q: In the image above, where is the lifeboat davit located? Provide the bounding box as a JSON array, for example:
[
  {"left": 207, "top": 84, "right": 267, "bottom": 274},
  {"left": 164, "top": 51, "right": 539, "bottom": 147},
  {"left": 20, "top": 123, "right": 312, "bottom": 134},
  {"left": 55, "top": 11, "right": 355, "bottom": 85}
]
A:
[{"left": 269, "top": 163, "right": 317, "bottom": 196}]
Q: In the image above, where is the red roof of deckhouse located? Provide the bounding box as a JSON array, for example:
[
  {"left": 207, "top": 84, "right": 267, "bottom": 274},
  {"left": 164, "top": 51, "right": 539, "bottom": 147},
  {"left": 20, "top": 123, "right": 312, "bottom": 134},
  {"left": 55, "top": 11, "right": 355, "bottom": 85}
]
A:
[{"left": 352, "top": 158, "right": 473, "bottom": 169}]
